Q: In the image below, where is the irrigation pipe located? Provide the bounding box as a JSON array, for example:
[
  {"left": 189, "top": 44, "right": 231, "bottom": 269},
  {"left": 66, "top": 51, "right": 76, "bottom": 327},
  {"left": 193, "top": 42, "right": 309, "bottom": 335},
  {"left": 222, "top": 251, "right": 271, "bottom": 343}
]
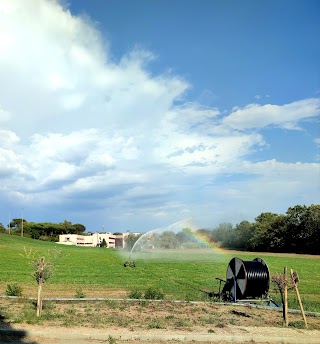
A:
[{"left": 1, "top": 295, "right": 319, "bottom": 317}]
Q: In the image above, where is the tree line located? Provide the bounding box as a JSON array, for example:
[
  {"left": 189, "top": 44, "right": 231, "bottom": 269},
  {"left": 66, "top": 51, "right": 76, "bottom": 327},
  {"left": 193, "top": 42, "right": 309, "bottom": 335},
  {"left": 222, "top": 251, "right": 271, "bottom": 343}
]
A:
[
  {"left": 0, "top": 219, "right": 86, "bottom": 241},
  {"left": 0, "top": 204, "right": 318, "bottom": 254},
  {"left": 211, "top": 204, "right": 319, "bottom": 254},
  {"left": 125, "top": 204, "right": 319, "bottom": 255}
]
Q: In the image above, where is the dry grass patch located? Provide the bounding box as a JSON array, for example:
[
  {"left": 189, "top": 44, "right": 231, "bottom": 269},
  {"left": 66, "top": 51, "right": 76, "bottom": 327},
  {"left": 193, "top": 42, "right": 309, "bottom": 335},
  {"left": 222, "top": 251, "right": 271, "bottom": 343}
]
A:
[{"left": 1, "top": 298, "right": 320, "bottom": 332}]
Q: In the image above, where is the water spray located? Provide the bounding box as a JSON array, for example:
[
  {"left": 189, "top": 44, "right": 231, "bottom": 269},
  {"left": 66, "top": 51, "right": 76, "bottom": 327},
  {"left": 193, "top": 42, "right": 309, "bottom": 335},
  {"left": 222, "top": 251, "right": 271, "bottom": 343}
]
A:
[{"left": 124, "top": 218, "right": 197, "bottom": 267}]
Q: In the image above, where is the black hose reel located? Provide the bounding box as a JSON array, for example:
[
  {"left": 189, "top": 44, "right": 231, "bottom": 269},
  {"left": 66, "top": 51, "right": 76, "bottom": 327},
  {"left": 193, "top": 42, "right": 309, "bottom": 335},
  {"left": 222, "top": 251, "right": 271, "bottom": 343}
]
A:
[{"left": 222, "top": 257, "right": 270, "bottom": 302}]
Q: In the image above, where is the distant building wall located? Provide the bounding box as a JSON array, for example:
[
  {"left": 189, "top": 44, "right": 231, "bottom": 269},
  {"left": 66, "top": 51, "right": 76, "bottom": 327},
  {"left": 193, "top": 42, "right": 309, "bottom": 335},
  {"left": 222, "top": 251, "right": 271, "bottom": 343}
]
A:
[
  {"left": 58, "top": 232, "right": 141, "bottom": 248},
  {"left": 58, "top": 232, "right": 119, "bottom": 248}
]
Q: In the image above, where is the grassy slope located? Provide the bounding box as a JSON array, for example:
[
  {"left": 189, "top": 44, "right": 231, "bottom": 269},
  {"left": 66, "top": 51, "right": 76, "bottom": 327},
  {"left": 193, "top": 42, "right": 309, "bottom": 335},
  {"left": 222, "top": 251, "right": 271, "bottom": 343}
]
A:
[{"left": 0, "top": 234, "right": 319, "bottom": 311}]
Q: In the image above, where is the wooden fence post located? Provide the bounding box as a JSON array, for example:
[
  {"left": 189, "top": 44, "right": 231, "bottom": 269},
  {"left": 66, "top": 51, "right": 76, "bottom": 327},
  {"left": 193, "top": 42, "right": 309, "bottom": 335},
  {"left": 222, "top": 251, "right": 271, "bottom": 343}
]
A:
[
  {"left": 290, "top": 269, "right": 308, "bottom": 329},
  {"left": 283, "top": 267, "right": 288, "bottom": 327}
]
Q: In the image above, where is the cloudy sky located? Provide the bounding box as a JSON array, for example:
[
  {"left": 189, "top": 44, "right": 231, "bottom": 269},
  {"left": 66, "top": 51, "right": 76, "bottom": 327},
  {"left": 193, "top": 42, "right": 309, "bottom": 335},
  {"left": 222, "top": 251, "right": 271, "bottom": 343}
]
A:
[{"left": 0, "top": 0, "right": 319, "bottom": 233}]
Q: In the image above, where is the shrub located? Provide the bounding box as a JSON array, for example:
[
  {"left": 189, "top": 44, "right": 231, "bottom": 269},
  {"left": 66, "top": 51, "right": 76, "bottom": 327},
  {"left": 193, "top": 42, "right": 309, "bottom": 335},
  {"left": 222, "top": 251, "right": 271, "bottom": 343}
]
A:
[
  {"left": 144, "top": 287, "right": 164, "bottom": 300},
  {"left": 175, "top": 318, "right": 192, "bottom": 327},
  {"left": 128, "top": 289, "right": 142, "bottom": 299},
  {"left": 289, "top": 321, "right": 305, "bottom": 329},
  {"left": 147, "top": 319, "right": 165, "bottom": 329},
  {"left": 75, "top": 288, "right": 86, "bottom": 298},
  {"left": 108, "top": 335, "right": 117, "bottom": 344},
  {"left": 5, "top": 283, "right": 23, "bottom": 297}
]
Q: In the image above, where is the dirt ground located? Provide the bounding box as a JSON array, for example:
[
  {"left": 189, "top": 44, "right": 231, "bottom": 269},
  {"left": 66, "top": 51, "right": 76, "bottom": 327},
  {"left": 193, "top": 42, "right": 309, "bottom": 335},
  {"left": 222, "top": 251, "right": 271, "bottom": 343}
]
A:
[
  {"left": 1, "top": 297, "right": 320, "bottom": 343},
  {"left": 4, "top": 324, "right": 320, "bottom": 344}
]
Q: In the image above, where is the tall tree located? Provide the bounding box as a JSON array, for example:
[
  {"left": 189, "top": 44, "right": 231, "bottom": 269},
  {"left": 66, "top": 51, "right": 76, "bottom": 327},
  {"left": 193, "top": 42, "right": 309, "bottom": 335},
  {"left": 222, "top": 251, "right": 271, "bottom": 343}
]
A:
[
  {"left": 176, "top": 228, "right": 192, "bottom": 245},
  {"left": 60, "top": 220, "right": 72, "bottom": 233},
  {"left": 285, "top": 205, "right": 320, "bottom": 254},
  {"left": 250, "top": 212, "right": 279, "bottom": 251},
  {"left": 124, "top": 233, "right": 142, "bottom": 251},
  {"left": 156, "top": 231, "right": 179, "bottom": 249},
  {"left": 0, "top": 223, "right": 6, "bottom": 233},
  {"left": 234, "top": 220, "right": 254, "bottom": 250},
  {"left": 72, "top": 224, "right": 86, "bottom": 234},
  {"left": 211, "top": 222, "right": 235, "bottom": 248}
]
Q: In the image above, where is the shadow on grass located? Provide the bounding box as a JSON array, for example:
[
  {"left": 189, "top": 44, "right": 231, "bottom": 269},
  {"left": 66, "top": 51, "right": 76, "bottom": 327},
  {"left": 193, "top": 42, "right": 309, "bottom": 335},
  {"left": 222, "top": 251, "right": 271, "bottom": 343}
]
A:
[{"left": 0, "top": 309, "right": 38, "bottom": 344}]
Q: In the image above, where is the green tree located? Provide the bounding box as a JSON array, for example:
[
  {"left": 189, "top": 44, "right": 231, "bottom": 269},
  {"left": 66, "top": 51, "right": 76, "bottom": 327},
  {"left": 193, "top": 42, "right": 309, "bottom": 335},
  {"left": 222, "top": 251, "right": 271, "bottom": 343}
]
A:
[
  {"left": 125, "top": 234, "right": 142, "bottom": 251},
  {"left": 267, "top": 214, "right": 287, "bottom": 252},
  {"left": 100, "top": 238, "right": 107, "bottom": 248},
  {"left": 304, "top": 204, "right": 320, "bottom": 254},
  {"left": 60, "top": 220, "right": 72, "bottom": 233},
  {"left": 176, "top": 228, "right": 190, "bottom": 244},
  {"left": 0, "top": 222, "right": 6, "bottom": 233},
  {"left": 19, "top": 221, "right": 86, "bottom": 241},
  {"left": 72, "top": 223, "right": 86, "bottom": 234},
  {"left": 196, "top": 229, "right": 213, "bottom": 247},
  {"left": 209, "top": 204, "right": 319, "bottom": 254},
  {"left": 9, "top": 218, "right": 27, "bottom": 235},
  {"left": 156, "top": 231, "right": 179, "bottom": 249},
  {"left": 250, "top": 212, "right": 279, "bottom": 251},
  {"left": 211, "top": 222, "right": 235, "bottom": 248},
  {"left": 285, "top": 204, "right": 320, "bottom": 254},
  {"left": 234, "top": 220, "right": 254, "bottom": 250},
  {"left": 10, "top": 218, "right": 21, "bottom": 228}
]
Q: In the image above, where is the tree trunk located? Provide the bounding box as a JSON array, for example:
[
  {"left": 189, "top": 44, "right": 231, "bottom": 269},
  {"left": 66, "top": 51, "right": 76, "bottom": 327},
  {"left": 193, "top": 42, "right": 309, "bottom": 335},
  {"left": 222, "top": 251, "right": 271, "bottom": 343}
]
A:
[{"left": 36, "top": 258, "right": 44, "bottom": 317}]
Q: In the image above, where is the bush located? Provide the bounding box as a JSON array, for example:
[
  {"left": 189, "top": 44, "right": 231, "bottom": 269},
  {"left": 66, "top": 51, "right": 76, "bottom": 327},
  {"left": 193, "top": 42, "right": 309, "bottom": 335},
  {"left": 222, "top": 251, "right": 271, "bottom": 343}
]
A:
[
  {"left": 144, "top": 287, "right": 164, "bottom": 300},
  {"left": 39, "top": 236, "right": 57, "bottom": 242},
  {"left": 5, "top": 283, "right": 23, "bottom": 296},
  {"left": 147, "top": 319, "right": 165, "bottom": 329},
  {"left": 128, "top": 289, "right": 142, "bottom": 299},
  {"left": 75, "top": 288, "right": 86, "bottom": 298},
  {"left": 289, "top": 321, "right": 305, "bottom": 329}
]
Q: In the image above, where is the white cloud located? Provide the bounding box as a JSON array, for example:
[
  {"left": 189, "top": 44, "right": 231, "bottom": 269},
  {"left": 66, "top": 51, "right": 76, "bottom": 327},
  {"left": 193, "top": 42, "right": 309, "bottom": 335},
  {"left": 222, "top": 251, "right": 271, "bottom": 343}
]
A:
[
  {"left": 153, "top": 103, "right": 266, "bottom": 173},
  {"left": 222, "top": 98, "right": 320, "bottom": 130},
  {"left": 154, "top": 131, "right": 265, "bottom": 172},
  {"left": 0, "top": 0, "right": 188, "bottom": 136},
  {"left": 0, "top": 148, "right": 21, "bottom": 177},
  {"left": 243, "top": 160, "right": 319, "bottom": 206},
  {"left": 0, "top": 129, "right": 19, "bottom": 146},
  {"left": 0, "top": 107, "right": 11, "bottom": 122},
  {"left": 0, "top": 0, "right": 318, "bottom": 231}
]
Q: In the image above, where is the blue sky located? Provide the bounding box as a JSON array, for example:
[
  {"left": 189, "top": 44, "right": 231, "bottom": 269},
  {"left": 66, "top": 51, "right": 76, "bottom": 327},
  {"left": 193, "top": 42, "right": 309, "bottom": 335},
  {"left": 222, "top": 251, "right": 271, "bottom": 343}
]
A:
[{"left": 0, "top": 0, "right": 319, "bottom": 233}]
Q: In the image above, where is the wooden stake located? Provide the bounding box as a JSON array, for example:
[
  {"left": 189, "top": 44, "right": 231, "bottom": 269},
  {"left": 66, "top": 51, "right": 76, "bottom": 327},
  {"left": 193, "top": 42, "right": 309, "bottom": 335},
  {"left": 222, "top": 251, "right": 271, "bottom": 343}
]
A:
[
  {"left": 290, "top": 268, "right": 308, "bottom": 329},
  {"left": 36, "top": 257, "right": 45, "bottom": 317},
  {"left": 283, "top": 267, "right": 288, "bottom": 327}
]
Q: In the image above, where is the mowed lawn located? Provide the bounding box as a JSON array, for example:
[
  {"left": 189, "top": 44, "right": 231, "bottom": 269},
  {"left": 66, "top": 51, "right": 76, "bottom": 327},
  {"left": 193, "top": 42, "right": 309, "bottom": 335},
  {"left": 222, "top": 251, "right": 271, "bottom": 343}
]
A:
[{"left": 0, "top": 234, "right": 319, "bottom": 312}]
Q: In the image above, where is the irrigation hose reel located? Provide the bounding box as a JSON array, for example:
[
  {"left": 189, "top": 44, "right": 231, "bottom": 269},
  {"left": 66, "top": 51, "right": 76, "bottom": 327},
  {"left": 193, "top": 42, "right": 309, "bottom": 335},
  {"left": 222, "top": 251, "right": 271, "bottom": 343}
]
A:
[{"left": 223, "top": 257, "right": 270, "bottom": 302}]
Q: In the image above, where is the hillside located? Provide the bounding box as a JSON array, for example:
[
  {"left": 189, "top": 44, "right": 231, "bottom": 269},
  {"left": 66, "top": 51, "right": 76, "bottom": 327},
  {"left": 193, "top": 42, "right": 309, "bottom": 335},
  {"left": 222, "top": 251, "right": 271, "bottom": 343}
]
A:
[{"left": 0, "top": 234, "right": 319, "bottom": 313}]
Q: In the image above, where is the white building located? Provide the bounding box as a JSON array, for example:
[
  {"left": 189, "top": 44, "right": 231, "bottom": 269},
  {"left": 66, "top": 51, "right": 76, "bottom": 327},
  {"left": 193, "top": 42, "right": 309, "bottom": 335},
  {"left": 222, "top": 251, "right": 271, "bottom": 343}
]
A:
[{"left": 58, "top": 232, "right": 121, "bottom": 248}]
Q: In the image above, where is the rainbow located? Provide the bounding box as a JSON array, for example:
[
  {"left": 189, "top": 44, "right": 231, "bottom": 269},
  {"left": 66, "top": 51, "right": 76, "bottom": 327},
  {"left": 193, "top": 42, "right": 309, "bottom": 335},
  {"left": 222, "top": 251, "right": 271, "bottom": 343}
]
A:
[
  {"left": 186, "top": 228, "right": 227, "bottom": 255},
  {"left": 130, "top": 217, "right": 228, "bottom": 256}
]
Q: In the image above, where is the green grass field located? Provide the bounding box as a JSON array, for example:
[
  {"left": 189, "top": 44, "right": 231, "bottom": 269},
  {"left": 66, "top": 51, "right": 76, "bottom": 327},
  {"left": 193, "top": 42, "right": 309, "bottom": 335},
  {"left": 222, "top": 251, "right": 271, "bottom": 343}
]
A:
[{"left": 0, "top": 234, "right": 319, "bottom": 312}]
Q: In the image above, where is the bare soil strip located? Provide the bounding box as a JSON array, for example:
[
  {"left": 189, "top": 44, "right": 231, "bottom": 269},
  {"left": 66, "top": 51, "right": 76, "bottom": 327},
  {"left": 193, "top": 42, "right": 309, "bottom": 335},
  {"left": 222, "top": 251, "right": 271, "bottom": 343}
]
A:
[{"left": 1, "top": 298, "right": 320, "bottom": 343}]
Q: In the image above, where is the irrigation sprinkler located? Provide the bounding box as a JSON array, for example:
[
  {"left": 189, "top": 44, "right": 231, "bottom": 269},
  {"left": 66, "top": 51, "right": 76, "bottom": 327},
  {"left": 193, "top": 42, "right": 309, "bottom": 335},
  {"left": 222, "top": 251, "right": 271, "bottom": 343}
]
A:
[{"left": 124, "top": 259, "right": 135, "bottom": 268}]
